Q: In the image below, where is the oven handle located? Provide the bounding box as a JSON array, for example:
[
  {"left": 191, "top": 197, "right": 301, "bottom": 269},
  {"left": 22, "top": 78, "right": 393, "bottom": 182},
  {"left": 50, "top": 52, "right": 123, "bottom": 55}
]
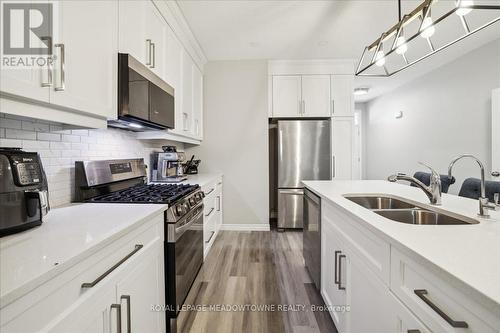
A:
[{"left": 174, "top": 210, "right": 203, "bottom": 240}]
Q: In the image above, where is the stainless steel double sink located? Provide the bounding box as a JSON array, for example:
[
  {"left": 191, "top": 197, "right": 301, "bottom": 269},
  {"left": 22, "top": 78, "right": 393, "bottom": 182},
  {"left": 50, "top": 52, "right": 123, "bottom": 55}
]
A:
[{"left": 344, "top": 195, "right": 479, "bottom": 225}]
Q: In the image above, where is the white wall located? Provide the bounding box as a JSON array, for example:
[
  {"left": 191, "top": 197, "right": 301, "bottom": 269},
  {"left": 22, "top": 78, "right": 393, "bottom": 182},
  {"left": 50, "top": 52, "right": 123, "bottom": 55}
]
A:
[
  {"left": 186, "top": 61, "right": 269, "bottom": 226},
  {"left": 365, "top": 38, "right": 500, "bottom": 194},
  {"left": 0, "top": 113, "right": 178, "bottom": 207}
]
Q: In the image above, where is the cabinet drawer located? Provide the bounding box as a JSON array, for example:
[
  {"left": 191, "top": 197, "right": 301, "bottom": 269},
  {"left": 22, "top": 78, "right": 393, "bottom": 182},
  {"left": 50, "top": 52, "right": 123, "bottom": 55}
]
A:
[
  {"left": 391, "top": 248, "right": 500, "bottom": 333},
  {"left": 388, "top": 291, "right": 432, "bottom": 333},
  {"left": 0, "top": 214, "right": 163, "bottom": 333},
  {"left": 322, "top": 200, "right": 390, "bottom": 285}
]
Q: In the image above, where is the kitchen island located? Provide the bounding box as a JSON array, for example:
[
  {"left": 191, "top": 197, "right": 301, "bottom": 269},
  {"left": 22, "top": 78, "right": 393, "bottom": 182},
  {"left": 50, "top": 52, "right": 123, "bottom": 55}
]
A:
[{"left": 303, "top": 180, "right": 500, "bottom": 333}]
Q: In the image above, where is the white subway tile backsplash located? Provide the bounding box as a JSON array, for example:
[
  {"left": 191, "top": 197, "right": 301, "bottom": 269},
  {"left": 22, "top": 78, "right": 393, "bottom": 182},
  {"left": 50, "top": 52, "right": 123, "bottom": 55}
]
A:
[
  {"left": 37, "top": 132, "right": 61, "bottom": 141},
  {"left": 0, "top": 114, "right": 182, "bottom": 208},
  {"left": 5, "top": 128, "right": 37, "bottom": 140},
  {"left": 62, "top": 134, "right": 80, "bottom": 143},
  {"left": 0, "top": 118, "right": 22, "bottom": 129}
]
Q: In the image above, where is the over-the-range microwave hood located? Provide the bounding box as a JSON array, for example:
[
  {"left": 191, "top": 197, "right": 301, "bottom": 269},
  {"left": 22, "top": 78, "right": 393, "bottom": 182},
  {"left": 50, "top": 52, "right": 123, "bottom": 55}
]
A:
[{"left": 108, "top": 53, "right": 175, "bottom": 132}]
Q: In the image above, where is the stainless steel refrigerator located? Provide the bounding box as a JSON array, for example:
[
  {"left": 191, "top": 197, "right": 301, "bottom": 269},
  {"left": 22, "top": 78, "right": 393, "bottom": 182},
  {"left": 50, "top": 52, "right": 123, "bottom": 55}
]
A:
[{"left": 277, "top": 120, "right": 331, "bottom": 229}]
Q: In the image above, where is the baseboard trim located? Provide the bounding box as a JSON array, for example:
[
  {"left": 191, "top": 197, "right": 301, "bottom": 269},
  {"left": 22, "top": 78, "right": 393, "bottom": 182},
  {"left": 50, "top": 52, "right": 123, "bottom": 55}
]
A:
[{"left": 220, "top": 224, "right": 271, "bottom": 231}]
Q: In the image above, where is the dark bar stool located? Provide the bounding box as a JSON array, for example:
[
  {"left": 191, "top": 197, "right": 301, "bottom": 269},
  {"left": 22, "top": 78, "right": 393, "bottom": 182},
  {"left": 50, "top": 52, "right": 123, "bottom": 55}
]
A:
[
  {"left": 458, "top": 178, "right": 500, "bottom": 201},
  {"left": 410, "top": 171, "right": 456, "bottom": 193}
]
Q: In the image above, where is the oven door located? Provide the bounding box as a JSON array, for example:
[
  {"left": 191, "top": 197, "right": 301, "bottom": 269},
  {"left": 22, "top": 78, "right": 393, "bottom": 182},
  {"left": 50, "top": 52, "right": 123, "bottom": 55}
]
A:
[{"left": 166, "top": 205, "right": 204, "bottom": 319}]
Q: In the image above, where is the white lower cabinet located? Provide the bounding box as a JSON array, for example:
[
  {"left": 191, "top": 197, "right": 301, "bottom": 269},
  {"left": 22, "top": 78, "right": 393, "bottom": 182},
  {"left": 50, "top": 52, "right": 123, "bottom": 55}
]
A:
[
  {"left": 1, "top": 215, "right": 165, "bottom": 333},
  {"left": 202, "top": 177, "right": 223, "bottom": 258},
  {"left": 321, "top": 199, "right": 500, "bottom": 333},
  {"left": 332, "top": 116, "right": 354, "bottom": 180}
]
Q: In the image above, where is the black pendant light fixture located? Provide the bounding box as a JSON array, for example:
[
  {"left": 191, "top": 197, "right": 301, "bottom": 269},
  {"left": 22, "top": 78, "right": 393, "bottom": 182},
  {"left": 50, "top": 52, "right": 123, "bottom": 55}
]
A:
[{"left": 355, "top": 0, "right": 500, "bottom": 77}]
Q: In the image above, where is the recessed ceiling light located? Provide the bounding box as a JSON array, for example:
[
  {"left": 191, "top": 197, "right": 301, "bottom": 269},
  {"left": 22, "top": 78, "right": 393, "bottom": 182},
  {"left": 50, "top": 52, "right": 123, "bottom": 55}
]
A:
[{"left": 354, "top": 87, "right": 370, "bottom": 96}]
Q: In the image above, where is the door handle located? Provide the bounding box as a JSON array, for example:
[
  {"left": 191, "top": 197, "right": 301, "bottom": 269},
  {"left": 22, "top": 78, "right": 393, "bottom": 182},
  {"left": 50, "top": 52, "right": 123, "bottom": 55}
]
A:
[
  {"left": 40, "top": 36, "right": 53, "bottom": 87},
  {"left": 331, "top": 99, "right": 335, "bottom": 115},
  {"left": 54, "top": 43, "right": 65, "bottom": 91},
  {"left": 120, "top": 295, "right": 131, "bottom": 333},
  {"left": 338, "top": 254, "right": 346, "bottom": 290},
  {"left": 414, "top": 289, "right": 468, "bottom": 328},
  {"left": 81, "top": 245, "right": 143, "bottom": 288},
  {"left": 334, "top": 250, "right": 341, "bottom": 285},
  {"left": 150, "top": 42, "right": 156, "bottom": 68},
  {"left": 146, "top": 39, "right": 152, "bottom": 66},
  {"left": 111, "top": 303, "right": 122, "bottom": 333}
]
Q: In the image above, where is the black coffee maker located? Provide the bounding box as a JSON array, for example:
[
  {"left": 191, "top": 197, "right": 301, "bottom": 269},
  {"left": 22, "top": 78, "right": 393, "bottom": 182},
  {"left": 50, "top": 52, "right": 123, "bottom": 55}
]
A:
[{"left": 0, "top": 148, "right": 50, "bottom": 237}]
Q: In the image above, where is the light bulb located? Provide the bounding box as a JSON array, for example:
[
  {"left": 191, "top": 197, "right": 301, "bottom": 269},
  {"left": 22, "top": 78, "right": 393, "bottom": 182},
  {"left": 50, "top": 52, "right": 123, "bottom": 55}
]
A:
[
  {"left": 420, "top": 17, "right": 435, "bottom": 38},
  {"left": 375, "top": 50, "right": 385, "bottom": 67},
  {"left": 395, "top": 36, "right": 408, "bottom": 55},
  {"left": 456, "top": 0, "right": 473, "bottom": 16}
]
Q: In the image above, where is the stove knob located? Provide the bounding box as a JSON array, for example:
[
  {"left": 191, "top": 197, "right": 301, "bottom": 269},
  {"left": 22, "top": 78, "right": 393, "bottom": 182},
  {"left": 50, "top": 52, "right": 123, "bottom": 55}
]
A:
[
  {"left": 175, "top": 205, "right": 184, "bottom": 216},
  {"left": 189, "top": 197, "right": 196, "bottom": 205}
]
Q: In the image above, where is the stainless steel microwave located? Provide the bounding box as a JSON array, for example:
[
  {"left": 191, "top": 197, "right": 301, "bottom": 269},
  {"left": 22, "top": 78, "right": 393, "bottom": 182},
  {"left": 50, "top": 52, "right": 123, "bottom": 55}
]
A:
[{"left": 108, "top": 53, "right": 175, "bottom": 131}]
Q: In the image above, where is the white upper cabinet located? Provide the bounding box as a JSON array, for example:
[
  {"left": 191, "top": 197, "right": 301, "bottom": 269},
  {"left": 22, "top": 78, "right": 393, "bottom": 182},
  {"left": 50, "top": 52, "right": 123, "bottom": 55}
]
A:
[
  {"left": 118, "top": 0, "right": 165, "bottom": 79},
  {"left": 272, "top": 76, "right": 302, "bottom": 117},
  {"left": 332, "top": 117, "right": 354, "bottom": 180},
  {"left": 192, "top": 64, "right": 203, "bottom": 140},
  {"left": 301, "top": 75, "right": 331, "bottom": 117},
  {"left": 181, "top": 49, "right": 193, "bottom": 134},
  {"left": 331, "top": 75, "right": 354, "bottom": 117},
  {"left": 50, "top": 0, "right": 118, "bottom": 119}
]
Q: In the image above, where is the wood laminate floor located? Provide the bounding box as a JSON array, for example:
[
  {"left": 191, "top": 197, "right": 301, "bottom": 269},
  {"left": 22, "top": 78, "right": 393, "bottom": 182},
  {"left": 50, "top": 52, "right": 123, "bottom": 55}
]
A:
[{"left": 177, "top": 230, "right": 337, "bottom": 333}]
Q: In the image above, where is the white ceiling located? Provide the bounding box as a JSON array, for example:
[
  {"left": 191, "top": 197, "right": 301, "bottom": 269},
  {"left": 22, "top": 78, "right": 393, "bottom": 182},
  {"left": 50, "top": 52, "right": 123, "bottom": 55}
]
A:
[{"left": 178, "top": 0, "right": 500, "bottom": 101}]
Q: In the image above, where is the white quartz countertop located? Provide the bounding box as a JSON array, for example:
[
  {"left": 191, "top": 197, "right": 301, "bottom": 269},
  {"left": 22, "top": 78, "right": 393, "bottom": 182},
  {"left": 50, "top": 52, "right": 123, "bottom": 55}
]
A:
[
  {"left": 180, "top": 173, "right": 223, "bottom": 188},
  {"left": 302, "top": 180, "right": 500, "bottom": 311},
  {"left": 0, "top": 203, "right": 167, "bottom": 306}
]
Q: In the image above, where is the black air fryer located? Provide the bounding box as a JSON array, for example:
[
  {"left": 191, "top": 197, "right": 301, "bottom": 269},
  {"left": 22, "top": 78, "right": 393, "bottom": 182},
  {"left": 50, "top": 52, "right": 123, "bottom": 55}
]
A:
[{"left": 0, "top": 148, "right": 50, "bottom": 237}]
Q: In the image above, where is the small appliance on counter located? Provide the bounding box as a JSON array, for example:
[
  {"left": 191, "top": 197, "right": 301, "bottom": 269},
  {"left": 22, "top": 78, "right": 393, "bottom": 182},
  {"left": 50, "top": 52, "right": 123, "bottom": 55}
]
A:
[
  {"left": 151, "top": 146, "right": 187, "bottom": 183},
  {"left": 183, "top": 155, "right": 201, "bottom": 175},
  {"left": 0, "top": 148, "right": 50, "bottom": 237}
]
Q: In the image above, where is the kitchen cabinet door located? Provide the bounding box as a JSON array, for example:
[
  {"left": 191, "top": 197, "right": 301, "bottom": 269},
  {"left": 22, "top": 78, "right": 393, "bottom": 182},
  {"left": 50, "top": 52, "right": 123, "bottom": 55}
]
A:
[
  {"left": 115, "top": 237, "right": 165, "bottom": 333},
  {"left": 332, "top": 117, "right": 354, "bottom": 180},
  {"left": 321, "top": 220, "right": 348, "bottom": 333},
  {"left": 42, "top": 286, "right": 117, "bottom": 333},
  {"left": 272, "top": 76, "right": 302, "bottom": 117},
  {"left": 164, "top": 27, "right": 184, "bottom": 134},
  {"left": 192, "top": 64, "right": 203, "bottom": 140},
  {"left": 331, "top": 75, "right": 354, "bottom": 117},
  {"left": 180, "top": 49, "right": 193, "bottom": 134},
  {"left": 50, "top": 0, "right": 117, "bottom": 119},
  {"left": 347, "top": 253, "right": 392, "bottom": 333},
  {"left": 301, "top": 75, "right": 331, "bottom": 117},
  {"left": 118, "top": 0, "right": 147, "bottom": 64},
  {"left": 144, "top": 1, "right": 166, "bottom": 80}
]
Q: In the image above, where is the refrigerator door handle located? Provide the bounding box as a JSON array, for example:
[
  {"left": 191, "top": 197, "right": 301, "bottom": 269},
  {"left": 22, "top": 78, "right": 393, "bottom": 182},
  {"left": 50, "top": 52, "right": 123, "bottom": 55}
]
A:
[{"left": 332, "top": 155, "right": 336, "bottom": 179}]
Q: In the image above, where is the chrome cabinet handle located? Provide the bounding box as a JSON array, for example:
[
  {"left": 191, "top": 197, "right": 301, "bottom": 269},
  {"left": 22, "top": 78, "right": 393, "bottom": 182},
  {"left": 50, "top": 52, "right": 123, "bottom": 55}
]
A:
[
  {"left": 331, "top": 99, "right": 335, "bottom": 115},
  {"left": 216, "top": 196, "right": 221, "bottom": 211},
  {"left": 121, "top": 295, "right": 131, "bottom": 333},
  {"left": 205, "top": 231, "right": 215, "bottom": 244},
  {"left": 338, "top": 254, "right": 346, "bottom": 290},
  {"left": 332, "top": 155, "right": 336, "bottom": 179},
  {"left": 205, "top": 207, "right": 214, "bottom": 217},
  {"left": 334, "top": 250, "right": 341, "bottom": 285},
  {"left": 81, "top": 244, "right": 143, "bottom": 288},
  {"left": 302, "top": 100, "right": 306, "bottom": 115},
  {"left": 40, "top": 36, "right": 53, "bottom": 87},
  {"left": 146, "top": 39, "right": 152, "bottom": 66},
  {"left": 150, "top": 42, "right": 155, "bottom": 68},
  {"left": 298, "top": 100, "right": 302, "bottom": 115},
  {"left": 204, "top": 188, "right": 214, "bottom": 196},
  {"left": 54, "top": 43, "right": 65, "bottom": 91},
  {"left": 414, "top": 289, "right": 468, "bottom": 328},
  {"left": 111, "top": 303, "right": 122, "bottom": 333},
  {"left": 407, "top": 330, "right": 421, "bottom": 333}
]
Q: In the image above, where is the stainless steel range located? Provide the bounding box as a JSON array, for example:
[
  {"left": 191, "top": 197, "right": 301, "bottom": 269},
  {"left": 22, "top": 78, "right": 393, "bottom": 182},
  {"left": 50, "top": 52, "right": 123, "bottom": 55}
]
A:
[{"left": 75, "top": 158, "right": 204, "bottom": 333}]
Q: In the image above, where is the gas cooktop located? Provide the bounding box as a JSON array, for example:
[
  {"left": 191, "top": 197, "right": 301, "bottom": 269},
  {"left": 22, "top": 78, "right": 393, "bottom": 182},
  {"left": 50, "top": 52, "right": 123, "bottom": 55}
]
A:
[{"left": 88, "top": 184, "right": 199, "bottom": 204}]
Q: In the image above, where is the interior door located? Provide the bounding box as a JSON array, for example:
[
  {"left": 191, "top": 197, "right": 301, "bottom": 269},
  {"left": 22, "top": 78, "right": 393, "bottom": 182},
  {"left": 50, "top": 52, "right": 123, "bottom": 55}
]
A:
[
  {"left": 302, "top": 75, "right": 331, "bottom": 117},
  {"left": 50, "top": 0, "right": 117, "bottom": 119},
  {"left": 331, "top": 75, "right": 354, "bottom": 117},
  {"left": 272, "top": 75, "right": 302, "bottom": 117},
  {"left": 116, "top": 237, "right": 165, "bottom": 333}
]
